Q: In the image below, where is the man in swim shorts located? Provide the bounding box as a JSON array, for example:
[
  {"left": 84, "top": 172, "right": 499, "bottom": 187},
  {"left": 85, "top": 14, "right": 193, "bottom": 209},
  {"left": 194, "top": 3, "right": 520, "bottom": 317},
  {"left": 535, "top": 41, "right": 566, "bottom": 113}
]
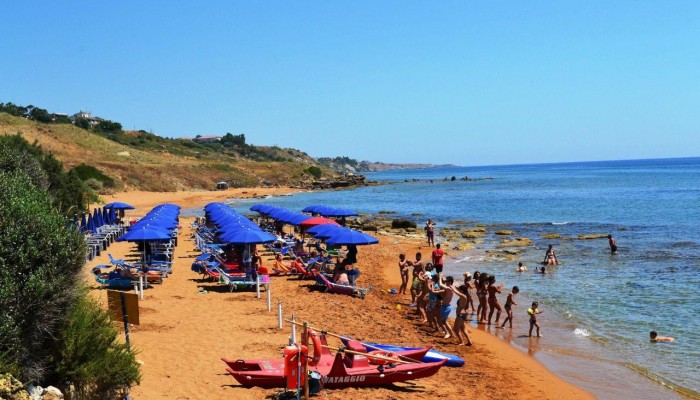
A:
[
  {"left": 432, "top": 243, "right": 445, "bottom": 274},
  {"left": 608, "top": 234, "right": 617, "bottom": 254},
  {"left": 436, "top": 276, "right": 456, "bottom": 339}
]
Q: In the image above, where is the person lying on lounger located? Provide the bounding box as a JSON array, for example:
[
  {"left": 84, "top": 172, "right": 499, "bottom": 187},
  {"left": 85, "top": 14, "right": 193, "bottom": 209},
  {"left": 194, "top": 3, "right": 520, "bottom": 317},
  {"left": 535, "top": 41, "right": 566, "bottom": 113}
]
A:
[{"left": 271, "top": 254, "right": 291, "bottom": 274}]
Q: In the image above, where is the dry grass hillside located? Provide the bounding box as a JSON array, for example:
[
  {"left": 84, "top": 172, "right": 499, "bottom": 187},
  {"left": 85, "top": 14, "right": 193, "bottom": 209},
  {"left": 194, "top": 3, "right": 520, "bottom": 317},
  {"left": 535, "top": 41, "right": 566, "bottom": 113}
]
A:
[{"left": 0, "top": 113, "right": 330, "bottom": 191}]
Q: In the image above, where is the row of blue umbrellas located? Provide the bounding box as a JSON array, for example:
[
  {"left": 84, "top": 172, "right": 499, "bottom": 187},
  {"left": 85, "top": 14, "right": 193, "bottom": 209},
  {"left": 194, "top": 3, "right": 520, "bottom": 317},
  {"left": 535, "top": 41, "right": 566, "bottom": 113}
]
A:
[
  {"left": 206, "top": 202, "right": 277, "bottom": 244},
  {"left": 117, "top": 203, "right": 180, "bottom": 242},
  {"left": 307, "top": 224, "right": 379, "bottom": 246},
  {"left": 250, "top": 204, "right": 310, "bottom": 226},
  {"left": 301, "top": 205, "right": 357, "bottom": 217},
  {"left": 75, "top": 206, "right": 118, "bottom": 234}
]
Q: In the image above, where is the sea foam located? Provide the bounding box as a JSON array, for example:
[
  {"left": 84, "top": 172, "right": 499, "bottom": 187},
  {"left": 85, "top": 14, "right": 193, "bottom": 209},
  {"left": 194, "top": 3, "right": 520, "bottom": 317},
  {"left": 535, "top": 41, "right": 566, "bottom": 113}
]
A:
[{"left": 574, "top": 328, "right": 591, "bottom": 337}]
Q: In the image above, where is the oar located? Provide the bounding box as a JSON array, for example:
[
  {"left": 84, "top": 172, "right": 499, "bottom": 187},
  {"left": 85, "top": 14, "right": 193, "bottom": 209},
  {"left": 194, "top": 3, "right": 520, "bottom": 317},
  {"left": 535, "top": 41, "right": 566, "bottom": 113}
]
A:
[
  {"left": 285, "top": 319, "right": 422, "bottom": 363},
  {"left": 320, "top": 345, "right": 411, "bottom": 364}
]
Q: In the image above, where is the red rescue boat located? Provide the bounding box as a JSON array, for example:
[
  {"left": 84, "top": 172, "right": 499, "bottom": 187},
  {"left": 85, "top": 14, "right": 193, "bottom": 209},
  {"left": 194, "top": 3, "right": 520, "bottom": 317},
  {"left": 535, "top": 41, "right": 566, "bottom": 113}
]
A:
[{"left": 222, "top": 331, "right": 444, "bottom": 389}]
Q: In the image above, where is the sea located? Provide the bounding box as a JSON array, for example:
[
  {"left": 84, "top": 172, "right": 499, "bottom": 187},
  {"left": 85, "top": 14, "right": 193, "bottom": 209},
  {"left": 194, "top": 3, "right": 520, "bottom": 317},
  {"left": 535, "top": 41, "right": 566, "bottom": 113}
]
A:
[{"left": 201, "top": 157, "right": 700, "bottom": 399}]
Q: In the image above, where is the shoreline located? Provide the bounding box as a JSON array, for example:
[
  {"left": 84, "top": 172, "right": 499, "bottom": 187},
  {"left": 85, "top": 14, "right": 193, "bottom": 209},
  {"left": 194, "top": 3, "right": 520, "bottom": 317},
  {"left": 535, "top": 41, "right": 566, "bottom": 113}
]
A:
[{"left": 89, "top": 187, "right": 593, "bottom": 399}]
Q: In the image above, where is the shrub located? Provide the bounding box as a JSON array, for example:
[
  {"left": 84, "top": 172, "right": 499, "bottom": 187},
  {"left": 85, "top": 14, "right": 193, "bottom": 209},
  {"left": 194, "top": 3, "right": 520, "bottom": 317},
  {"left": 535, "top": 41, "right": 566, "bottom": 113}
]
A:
[
  {"left": 305, "top": 166, "right": 322, "bottom": 179},
  {"left": 0, "top": 134, "right": 89, "bottom": 216},
  {"left": 51, "top": 290, "right": 140, "bottom": 398},
  {"left": 70, "top": 163, "right": 117, "bottom": 189},
  {"left": 391, "top": 219, "right": 417, "bottom": 229},
  {"left": 0, "top": 171, "right": 86, "bottom": 382}
]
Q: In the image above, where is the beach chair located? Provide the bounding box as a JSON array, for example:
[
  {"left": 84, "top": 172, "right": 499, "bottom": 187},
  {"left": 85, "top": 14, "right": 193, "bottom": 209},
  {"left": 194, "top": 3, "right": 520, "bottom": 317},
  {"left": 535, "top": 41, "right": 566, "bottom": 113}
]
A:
[
  {"left": 312, "top": 270, "right": 371, "bottom": 299},
  {"left": 214, "top": 266, "right": 258, "bottom": 292}
]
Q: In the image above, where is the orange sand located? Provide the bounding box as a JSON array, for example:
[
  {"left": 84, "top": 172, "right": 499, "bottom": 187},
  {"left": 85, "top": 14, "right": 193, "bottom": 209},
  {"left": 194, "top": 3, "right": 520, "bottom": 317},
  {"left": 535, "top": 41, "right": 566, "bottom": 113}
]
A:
[{"left": 84, "top": 190, "right": 593, "bottom": 400}]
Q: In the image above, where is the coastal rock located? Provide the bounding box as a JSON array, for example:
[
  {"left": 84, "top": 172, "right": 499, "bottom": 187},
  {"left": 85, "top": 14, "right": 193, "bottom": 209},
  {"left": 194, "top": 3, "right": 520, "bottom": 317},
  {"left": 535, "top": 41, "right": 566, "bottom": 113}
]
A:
[
  {"left": 495, "top": 230, "right": 514, "bottom": 235},
  {"left": 41, "top": 387, "right": 63, "bottom": 400},
  {"left": 461, "top": 230, "right": 486, "bottom": 239},
  {"left": 498, "top": 237, "right": 532, "bottom": 247},
  {"left": 0, "top": 374, "right": 31, "bottom": 400},
  {"left": 26, "top": 384, "right": 43, "bottom": 400},
  {"left": 542, "top": 233, "right": 562, "bottom": 239},
  {"left": 452, "top": 242, "right": 475, "bottom": 252},
  {"left": 391, "top": 219, "right": 417, "bottom": 229},
  {"left": 577, "top": 233, "right": 608, "bottom": 240}
]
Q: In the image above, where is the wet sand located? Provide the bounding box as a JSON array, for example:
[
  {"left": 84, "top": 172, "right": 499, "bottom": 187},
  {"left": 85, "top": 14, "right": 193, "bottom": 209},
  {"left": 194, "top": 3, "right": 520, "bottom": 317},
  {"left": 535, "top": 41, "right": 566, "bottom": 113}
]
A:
[{"left": 84, "top": 189, "right": 594, "bottom": 399}]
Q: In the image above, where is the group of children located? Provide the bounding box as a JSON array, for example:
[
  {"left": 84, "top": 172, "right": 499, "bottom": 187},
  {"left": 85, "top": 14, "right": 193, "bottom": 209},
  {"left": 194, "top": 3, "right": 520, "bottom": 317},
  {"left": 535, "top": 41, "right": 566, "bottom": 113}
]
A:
[{"left": 399, "top": 251, "right": 546, "bottom": 345}]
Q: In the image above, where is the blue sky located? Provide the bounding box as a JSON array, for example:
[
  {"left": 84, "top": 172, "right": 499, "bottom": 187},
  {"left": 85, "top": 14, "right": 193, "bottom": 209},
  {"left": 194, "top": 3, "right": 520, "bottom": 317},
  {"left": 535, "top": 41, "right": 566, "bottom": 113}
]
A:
[{"left": 1, "top": 1, "right": 699, "bottom": 165}]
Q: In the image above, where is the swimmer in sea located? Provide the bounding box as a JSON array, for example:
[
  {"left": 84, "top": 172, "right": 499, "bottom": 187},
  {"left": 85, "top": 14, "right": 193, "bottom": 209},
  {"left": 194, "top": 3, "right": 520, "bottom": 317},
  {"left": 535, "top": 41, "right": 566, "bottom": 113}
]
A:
[
  {"left": 500, "top": 286, "right": 520, "bottom": 329},
  {"left": 608, "top": 234, "right": 617, "bottom": 254},
  {"left": 528, "top": 301, "right": 544, "bottom": 337},
  {"left": 650, "top": 331, "right": 674, "bottom": 342},
  {"left": 516, "top": 262, "right": 528, "bottom": 272}
]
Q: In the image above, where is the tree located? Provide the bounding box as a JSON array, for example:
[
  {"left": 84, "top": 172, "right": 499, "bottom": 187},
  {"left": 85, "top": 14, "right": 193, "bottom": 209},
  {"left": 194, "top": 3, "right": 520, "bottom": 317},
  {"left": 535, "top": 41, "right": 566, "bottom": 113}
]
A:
[
  {"left": 74, "top": 117, "right": 91, "bottom": 130},
  {"left": 0, "top": 170, "right": 86, "bottom": 382},
  {"left": 0, "top": 134, "right": 89, "bottom": 216},
  {"left": 95, "top": 120, "right": 122, "bottom": 133}
]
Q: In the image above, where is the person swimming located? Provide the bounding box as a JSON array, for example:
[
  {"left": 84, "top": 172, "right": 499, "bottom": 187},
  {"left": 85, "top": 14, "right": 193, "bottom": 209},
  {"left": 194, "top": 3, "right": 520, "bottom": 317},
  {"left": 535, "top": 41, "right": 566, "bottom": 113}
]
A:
[{"left": 650, "top": 331, "right": 674, "bottom": 342}]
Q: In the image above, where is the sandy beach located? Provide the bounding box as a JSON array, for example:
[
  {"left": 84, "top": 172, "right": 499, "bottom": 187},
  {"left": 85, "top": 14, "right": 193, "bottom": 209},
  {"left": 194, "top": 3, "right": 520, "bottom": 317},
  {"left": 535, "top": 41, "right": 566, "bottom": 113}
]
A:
[{"left": 85, "top": 189, "right": 593, "bottom": 400}]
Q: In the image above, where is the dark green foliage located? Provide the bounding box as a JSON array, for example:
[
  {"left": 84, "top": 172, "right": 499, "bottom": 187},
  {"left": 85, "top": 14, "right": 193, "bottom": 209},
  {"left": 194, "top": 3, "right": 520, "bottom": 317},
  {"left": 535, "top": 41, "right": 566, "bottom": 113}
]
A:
[
  {"left": 70, "top": 163, "right": 118, "bottom": 189},
  {"left": 220, "top": 132, "right": 246, "bottom": 146},
  {"left": 94, "top": 119, "right": 122, "bottom": 133},
  {"left": 305, "top": 166, "right": 323, "bottom": 179},
  {"left": 0, "top": 171, "right": 86, "bottom": 382},
  {"left": 391, "top": 219, "right": 417, "bottom": 229},
  {"left": 0, "top": 134, "right": 89, "bottom": 216},
  {"left": 0, "top": 102, "right": 61, "bottom": 124},
  {"left": 74, "top": 117, "right": 91, "bottom": 130},
  {"left": 51, "top": 290, "right": 140, "bottom": 398}
]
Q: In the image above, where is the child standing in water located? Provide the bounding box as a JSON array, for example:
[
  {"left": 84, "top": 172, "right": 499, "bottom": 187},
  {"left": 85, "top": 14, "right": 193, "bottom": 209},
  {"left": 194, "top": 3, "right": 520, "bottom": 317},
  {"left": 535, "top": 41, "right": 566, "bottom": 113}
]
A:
[
  {"left": 499, "top": 286, "right": 520, "bottom": 329},
  {"left": 528, "top": 301, "right": 544, "bottom": 337}
]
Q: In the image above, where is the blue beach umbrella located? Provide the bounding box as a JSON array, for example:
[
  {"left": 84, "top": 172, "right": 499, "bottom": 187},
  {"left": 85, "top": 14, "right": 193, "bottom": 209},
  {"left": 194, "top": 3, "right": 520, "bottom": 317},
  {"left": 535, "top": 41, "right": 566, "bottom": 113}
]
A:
[
  {"left": 80, "top": 213, "right": 87, "bottom": 232},
  {"left": 324, "top": 208, "right": 358, "bottom": 217},
  {"left": 86, "top": 213, "right": 96, "bottom": 234},
  {"left": 308, "top": 224, "right": 345, "bottom": 239},
  {"left": 118, "top": 227, "right": 172, "bottom": 242},
  {"left": 109, "top": 207, "right": 117, "bottom": 225},
  {"left": 104, "top": 201, "right": 135, "bottom": 210},
  {"left": 325, "top": 229, "right": 379, "bottom": 246},
  {"left": 219, "top": 229, "right": 276, "bottom": 245}
]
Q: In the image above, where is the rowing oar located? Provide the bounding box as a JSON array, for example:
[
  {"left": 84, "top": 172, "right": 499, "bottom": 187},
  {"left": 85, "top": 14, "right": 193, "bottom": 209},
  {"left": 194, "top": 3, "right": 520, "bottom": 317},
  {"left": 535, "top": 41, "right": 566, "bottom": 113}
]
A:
[
  {"left": 285, "top": 319, "right": 422, "bottom": 364},
  {"left": 320, "top": 345, "right": 411, "bottom": 364}
]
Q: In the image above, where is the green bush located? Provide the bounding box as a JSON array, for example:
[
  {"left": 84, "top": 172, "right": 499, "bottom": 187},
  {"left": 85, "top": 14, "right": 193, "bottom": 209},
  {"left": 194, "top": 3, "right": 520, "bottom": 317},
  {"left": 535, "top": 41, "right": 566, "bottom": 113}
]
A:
[
  {"left": 305, "top": 166, "right": 322, "bottom": 179},
  {"left": 0, "top": 134, "right": 89, "bottom": 216},
  {"left": 0, "top": 171, "right": 86, "bottom": 382},
  {"left": 70, "top": 163, "right": 117, "bottom": 189},
  {"left": 51, "top": 290, "right": 140, "bottom": 398}
]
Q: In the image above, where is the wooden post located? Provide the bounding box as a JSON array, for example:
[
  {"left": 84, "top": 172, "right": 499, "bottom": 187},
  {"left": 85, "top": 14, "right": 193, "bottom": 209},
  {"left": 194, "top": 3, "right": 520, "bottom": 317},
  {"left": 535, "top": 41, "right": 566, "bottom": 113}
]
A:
[
  {"left": 291, "top": 314, "right": 296, "bottom": 344},
  {"left": 255, "top": 274, "right": 260, "bottom": 299},
  {"left": 267, "top": 283, "right": 271, "bottom": 311},
  {"left": 277, "top": 299, "right": 283, "bottom": 329}
]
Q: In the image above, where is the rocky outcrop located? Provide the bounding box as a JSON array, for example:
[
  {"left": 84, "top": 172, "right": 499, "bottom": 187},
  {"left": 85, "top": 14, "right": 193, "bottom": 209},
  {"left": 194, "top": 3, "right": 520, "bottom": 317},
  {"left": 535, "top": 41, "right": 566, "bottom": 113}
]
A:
[{"left": 0, "top": 374, "right": 64, "bottom": 400}]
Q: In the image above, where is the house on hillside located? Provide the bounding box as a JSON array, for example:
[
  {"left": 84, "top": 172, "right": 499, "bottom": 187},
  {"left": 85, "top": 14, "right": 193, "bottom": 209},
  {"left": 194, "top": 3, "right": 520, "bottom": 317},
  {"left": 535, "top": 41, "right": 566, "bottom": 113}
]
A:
[
  {"left": 69, "top": 111, "right": 102, "bottom": 127},
  {"left": 193, "top": 135, "right": 222, "bottom": 143}
]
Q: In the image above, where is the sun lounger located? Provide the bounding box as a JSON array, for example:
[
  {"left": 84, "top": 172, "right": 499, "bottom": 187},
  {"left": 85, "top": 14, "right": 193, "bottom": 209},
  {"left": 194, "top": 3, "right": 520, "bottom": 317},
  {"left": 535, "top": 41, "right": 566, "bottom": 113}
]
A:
[
  {"left": 312, "top": 270, "right": 371, "bottom": 299},
  {"left": 214, "top": 267, "right": 264, "bottom": 292}
]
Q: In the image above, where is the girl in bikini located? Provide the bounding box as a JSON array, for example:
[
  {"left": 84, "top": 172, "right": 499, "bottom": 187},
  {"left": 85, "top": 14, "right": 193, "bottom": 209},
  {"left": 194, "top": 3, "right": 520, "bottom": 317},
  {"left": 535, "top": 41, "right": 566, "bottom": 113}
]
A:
[
  {"left": 487, "top": 275, "right": 505, "bottom": 325},
  {"left": 500, "top": 286, "right": 520, "bottom": 329},
  {"left": 476, "top": 273, "right": 489, "bottom": 324},
  {"left": 398, "top": 253, "right": 410, "bottom": 295},
  {"left": 463, "top": 272, "right": 476, "bottom": 312},
  {"left": 450, "top": 284, "right": 474, "bottom": 346},
  {"left": 409, "top": 252, "right": 423, "bottom": 306}
]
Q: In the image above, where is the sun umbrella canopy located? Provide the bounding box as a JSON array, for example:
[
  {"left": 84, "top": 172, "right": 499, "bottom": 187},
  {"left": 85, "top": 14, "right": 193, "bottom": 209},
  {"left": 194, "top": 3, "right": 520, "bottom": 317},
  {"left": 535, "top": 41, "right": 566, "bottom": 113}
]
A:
[
  {"left": 325, "top": 229, "right": 378, "bottom": 246},
  {"left": 219, "top": 229, "right": 276, "bottom": 245},
  {"left": 300, "top": 217, "right": 340, "bottom": 228},
  {"left": 323, "top": 208, "right": 358, "bottom": 217},
  {"left": 118, "top": 227, "right": 172, "bottom": 242},
  {"left": 104, "top": 201, "right": 135, "bottom": 210},
  {"left": 307, "top": 224, "right": 345, "bottom": 239}
]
